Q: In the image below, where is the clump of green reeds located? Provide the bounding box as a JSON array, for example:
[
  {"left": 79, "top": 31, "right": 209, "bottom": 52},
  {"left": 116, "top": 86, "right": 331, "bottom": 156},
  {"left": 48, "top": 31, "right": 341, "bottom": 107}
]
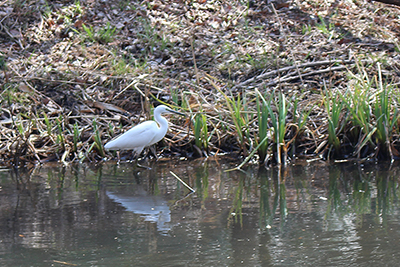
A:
[
  {"left": 183, "top": 91, "right": 210, "bottom": 157},
  {"left": 257, "top": 89, "right": 288, "bottom": 165},
  {"left": 193, "top": 111, "right": 209, "bottom": 156},
  {"left": 92, "top": 120, "right": 105, "bottom": 158},
  {"left": 255, "top": 93, "right": 269, "bottom": 163},
  {"left": 324, "top": 87, "right": 345, "bottom": 158},
  {"left": 341, "top": 79, "right": 375, "bottom": 157},
  {"left": 208, "top": 77, "right": 254, "bottom": 157},
  {"left": 372, "top": 65, "right": 399, "bottom": 159},
  {"left": 230, "top": 91, "right": 254, "bottom": 155},
  {"left": 43, "top": 113, "right": 53, "bottom": 137},
  {"left": 340, "top": 62, "right": 399, "bottom": 159},
  {"left": 56, "top": 116, "right": 66, "bottom": 151},
  {"left": 72, "top": 122, "right": 81, "bottom": 154},
  {"left": 229, "top": 89, "right": 291, "bottom": 171},
  {"left": 220, "top": 90, "right": 252, "bottom": 156}
]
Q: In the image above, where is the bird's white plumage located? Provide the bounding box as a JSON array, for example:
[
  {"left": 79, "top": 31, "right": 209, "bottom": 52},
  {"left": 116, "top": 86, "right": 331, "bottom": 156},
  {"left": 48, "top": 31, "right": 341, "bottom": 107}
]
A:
[{"left": 104, "top": 105, "right": 183, "bottom": 156}]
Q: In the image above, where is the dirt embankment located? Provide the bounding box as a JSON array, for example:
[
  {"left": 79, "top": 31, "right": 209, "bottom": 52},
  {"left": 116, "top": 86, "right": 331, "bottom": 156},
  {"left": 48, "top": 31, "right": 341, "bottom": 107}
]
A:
[{"left": 1, "top": 0, "right": 400, "bottom": 166}]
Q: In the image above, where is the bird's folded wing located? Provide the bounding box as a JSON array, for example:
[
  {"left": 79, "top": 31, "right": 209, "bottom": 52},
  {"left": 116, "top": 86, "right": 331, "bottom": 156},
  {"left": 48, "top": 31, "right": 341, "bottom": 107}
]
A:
[{"left": 105, "top": 121, "right": 157, "bottom": 150}]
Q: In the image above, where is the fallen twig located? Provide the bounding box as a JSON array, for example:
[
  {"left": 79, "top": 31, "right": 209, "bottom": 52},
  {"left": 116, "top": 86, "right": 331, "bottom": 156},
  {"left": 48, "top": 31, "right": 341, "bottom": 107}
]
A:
[
  {"left": 260, "top": 65, "right": 349, "bottom": 87},
  {"left": 170, "top": 171, "right": 195, "bottom": 192},
  {"left": 232, "top": 60, "right": 359, "bottom": 90}
]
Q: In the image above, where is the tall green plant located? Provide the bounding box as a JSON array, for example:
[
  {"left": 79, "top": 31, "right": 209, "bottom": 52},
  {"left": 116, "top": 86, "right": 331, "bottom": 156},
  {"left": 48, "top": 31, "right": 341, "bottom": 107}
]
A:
[
  {"left": 256, "top": 95, "right": 269, "bottom": 162},
  {"left": 214, "top": 85, "right": 250, "bottom": 155},
  {"left": 230, "top": 92, "right": 253, "bottom": 154},
  {"left": 43, "top": 113, "right": 53, "bottom": 137},
  {"left": 340, "top": 75, "right": 376, "bottom": 157},
  {"left": 193, "top": 112, "right": 209, "bottom": 153},
  {"left": 92, "top": 120, "right": 105, "bottom": 157},
  {"left": 374, "top": 85, "right": 392, "bottom": 146},
  {"left": 257, "top": 90, "right": 288, "bottom": 164},
  {"left": 324, "top": 89, "right": 345, "bottom": 155},
  {"left": 56, "top": 116, "right": 65, "bottom": 150},
  {"left": 341, "top": 62, "right": 400, "bottom": 159},
  {"left": 72, "top": 122, "right": 81, "bottom": 153},
  {"left": 372, "top": 65, "right": 399, "bottom": 158}
]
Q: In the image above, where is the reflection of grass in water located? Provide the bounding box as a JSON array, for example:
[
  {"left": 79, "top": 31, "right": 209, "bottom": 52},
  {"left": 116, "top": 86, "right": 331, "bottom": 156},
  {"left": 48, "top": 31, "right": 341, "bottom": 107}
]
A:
[
  {"left": 351, "top": 176, "right": 372, "bottom": 215},
  {"left": 255, "top": 164, "right": 400, "bottom": 230},
  {"left": 326, "top": 168, "right": 344, "bottom": 217},
  {"left": 375, "top": 171, "right": 400, "bottom": 222},
  {"left": 228, "top": 177, "right": 243, "bottom": 227},
  {"left": 279, "top": 183, "right": 287, "bottom": 220},
  {"left": 16, "top": 159, "right": 400, "bottom": 239},
  {"left": 194, "top": 163, "right": 209, "bottom": 205},
  {"left": 255, "top": 168, "right": 288, "bottom": 229},
  {"left": 324, "top": 165, "right": 400, "bottom": 225},
  {"left": 259, "top": 173, "right": 273, "bottom": 228}
]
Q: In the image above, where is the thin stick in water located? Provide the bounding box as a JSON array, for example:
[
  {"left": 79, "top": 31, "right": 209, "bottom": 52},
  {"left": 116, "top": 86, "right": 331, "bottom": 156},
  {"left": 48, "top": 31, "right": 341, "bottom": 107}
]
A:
[{"left": 170, "top": 171, "right": 195, "bottom": 192}]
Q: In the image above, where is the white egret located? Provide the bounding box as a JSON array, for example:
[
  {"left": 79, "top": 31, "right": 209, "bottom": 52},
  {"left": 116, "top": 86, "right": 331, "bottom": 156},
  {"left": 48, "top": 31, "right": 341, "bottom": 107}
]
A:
[{"left": 104, "top": 105, "right": 184, "bottom": 163}]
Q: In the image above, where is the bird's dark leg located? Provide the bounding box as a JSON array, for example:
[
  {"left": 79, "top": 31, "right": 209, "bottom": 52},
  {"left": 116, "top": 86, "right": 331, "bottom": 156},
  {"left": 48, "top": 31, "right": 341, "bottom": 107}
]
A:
[
  {"left": 132, "top": 168, "right": 141, "bottom": 183},
  {"left": 135, "top": 160, "right": 151, "bottom": 170},
  {"left": 134, "top": 152, "right": 151, "bottom": 170},
  {"left": 133, "top": 157, "right": 140, "bottom": 168},
  {"left": 149, "top": 146, "right": 158, "bottom": 160}
]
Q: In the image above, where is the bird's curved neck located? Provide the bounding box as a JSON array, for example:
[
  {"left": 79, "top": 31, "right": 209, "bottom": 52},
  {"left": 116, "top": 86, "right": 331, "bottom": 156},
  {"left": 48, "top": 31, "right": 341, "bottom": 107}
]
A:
[
  {"left": 155, "top": 113, "right": 168, "bottom": 129},
  {"left": 154, "top": 110, "right": 169, "bottom": 143}
]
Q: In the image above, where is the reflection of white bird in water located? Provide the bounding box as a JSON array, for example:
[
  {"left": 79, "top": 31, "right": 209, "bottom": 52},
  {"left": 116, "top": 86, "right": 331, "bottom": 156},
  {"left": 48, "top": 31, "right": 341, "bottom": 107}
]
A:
[
  {"left": 104, "top": 105, "right": 184, "bottom": 163},
  {"left": 107, "top": 190, "right": 172, "bottom": 235}
]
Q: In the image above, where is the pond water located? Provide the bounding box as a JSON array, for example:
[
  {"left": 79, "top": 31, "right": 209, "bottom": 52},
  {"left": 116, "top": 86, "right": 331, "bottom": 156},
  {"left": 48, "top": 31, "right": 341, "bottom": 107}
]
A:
[{"left": 0, "top": 159, "right": 400, "bottom": 266}]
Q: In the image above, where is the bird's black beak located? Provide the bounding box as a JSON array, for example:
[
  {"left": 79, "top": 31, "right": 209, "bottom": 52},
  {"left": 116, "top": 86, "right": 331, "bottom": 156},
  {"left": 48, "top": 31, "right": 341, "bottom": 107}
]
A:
[{"left": 168, "top": 108, "right": 185, "bottom": 116}]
